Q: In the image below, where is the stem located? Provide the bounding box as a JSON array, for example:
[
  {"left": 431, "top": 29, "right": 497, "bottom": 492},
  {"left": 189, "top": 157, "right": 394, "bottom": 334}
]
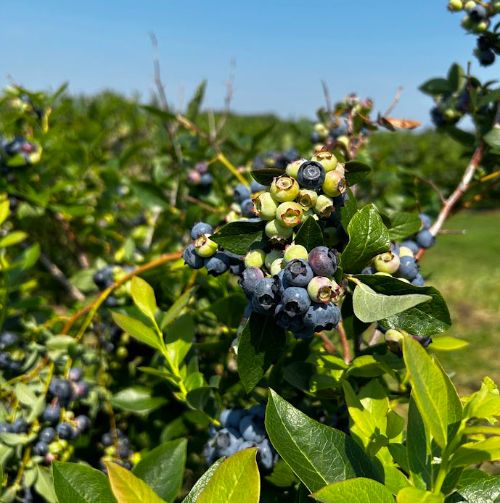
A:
[
  {"left": 217, "top": 153, "right": 249, "bottom": 186},
  {"left": 39, "top": 253, "right": 85, "bottom": 302},
  {"left": 336, "top": 321, "right": 352, "bottom": 363}
]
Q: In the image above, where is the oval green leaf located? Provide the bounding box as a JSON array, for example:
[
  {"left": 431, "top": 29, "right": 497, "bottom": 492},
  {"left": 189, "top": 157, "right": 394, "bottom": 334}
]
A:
[{"left": 312, "top": 477, "right": 394, "bottom": 503}]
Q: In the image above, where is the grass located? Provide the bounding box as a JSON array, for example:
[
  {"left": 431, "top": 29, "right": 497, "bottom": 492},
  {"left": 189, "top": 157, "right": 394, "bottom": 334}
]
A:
[{"left": 422, "top": 210, "right": 500, "bottom": 392}]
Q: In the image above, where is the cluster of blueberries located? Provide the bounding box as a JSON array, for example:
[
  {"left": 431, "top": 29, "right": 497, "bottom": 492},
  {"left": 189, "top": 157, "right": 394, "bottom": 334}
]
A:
[
  {"left": 226, "top": 180, "right": 268, "bottom": 221},
  {"left": 252, "top": 149, "right": 298, "bottom": 171},
  {"left": 0, "top": 135, "right": 39, "bottom": 173},
  {"left": 0, "top": 331, "right": 26, "bottom": 375},
  {"left": 311, "top": 121, "right": 348, "bottom": 145},
  {"left": 362, "top": 214, "right": 435, "bottom": 287},
  {"left": 184, "top": 149, "right": 349, "bottom": 337},
  {"left": 93, "top": 265, "right": 132, "bottom": 307},
  {"left": 187, "top": 161, "right": 213, "bottom": 190},
  {"left": 448, "top": 0, "right": 499, "bottom": 66},
  {"left": 0, "top": 368, "right": 90, "bottom": 465},
  {"left": 100, "top": 428, "right": 137, "bottom": 470},
  {"left": 204, "top": 405, "right": 277, "bottom": 470}
]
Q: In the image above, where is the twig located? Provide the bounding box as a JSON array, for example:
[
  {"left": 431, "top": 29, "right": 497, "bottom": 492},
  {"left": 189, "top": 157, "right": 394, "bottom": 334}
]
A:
[
  {"left": 414, "top": 174, "right": 446, "bottom": 204},
  {"left": 39, "top": 253, "right": 85, "bottom": 302},
  {"left": 321, "top": 80, "right": 334, "bottom": 121},
  {"left": 336, "top": 321, "right": 352, "bottom": 363},
  {"left": 317, "top": 332, "right": 336, "bottom": 354},
  {"left": 216, "top": 58, "right": 236, "bottom": 136},
  {"left": 416, "top": 143, "right": 484, "bottom": 261},
  {"left": 384, "top": 86, "right": 403, "bottom": 117}
]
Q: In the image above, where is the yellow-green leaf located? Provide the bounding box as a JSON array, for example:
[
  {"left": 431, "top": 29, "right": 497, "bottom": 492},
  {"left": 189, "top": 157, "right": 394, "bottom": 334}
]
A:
[
  {"left": 197, "top": 448, "right": 260, "bottom": 503},
  {"left": 111, "top": 312, "right": 163, "bottom": 352},
  {"left": 312, "top": 477, "right": 394, "bottom": 503},
  {"left": 0, "top": 200, "right": 10, "bottom": 226},
  {"left": 105, "top": 461, "right": 166, "bottom": 503},
  {"left": 131, "top": 276, "right": 157, "bottom": 321},
  {"left": 430, "top": 336, "right": 469, "bottom": 351},
  {"left": 397, "top": 486, "right": 444, "bottom": 502}
]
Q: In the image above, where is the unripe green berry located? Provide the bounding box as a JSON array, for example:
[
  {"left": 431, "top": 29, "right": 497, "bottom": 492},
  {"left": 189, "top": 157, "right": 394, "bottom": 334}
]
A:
[
  {"left": 297, "top": 189, "right": 318, "bottom": 210},
  {"left": 286, "top": 159, "right": 307, "bottom": 179},
  {"left": 254, "top": 192, "right": 278, "bottom": 220},
  {"left": 276, "top": 201, "right": 303, "bottom": 228},
  {"left": 448, "top": 0, "right": 463, "bottom": 10},
  {"left": 336, "top": 135, "right": 349, "bottom": 149},
  {"left": 461, "top": 15, "right": 473, "bottom": 28},
  {"left": 464, "top": 0, "right": 476, "bottom": 11},
  {"left": 314, "top": 194, "right": 334, "bottom": 218},
  {"left": 283, "top": 244, "right": 308, "bottom": 263},
  {"left": 474, "top": 20, "right": 489, "bottom": 32},
  {"left": 312, "top": 150, "right": 338, "bottom": 172},
  {"left": 322, "top": 170, "right": 346, "bottom": 197},
  {"left": 307, "top": 276, "right": 334, "bottom": 303},
  {"left": 270, "top": 258, "right": 284, "bottom": 276},
  {"left": 245, "top": 249, "right": 266, "bottom": 268},
  {"left": 399, "top": 246, "right": 414, "bottom": 258},
  {"left": 194, "top": 235, "right": 218, "bottom": 257},
  {"left": 494, "top": 1, "right": 500, "bottom": 13},
  {"left": 314, "top": 122, "right": 329, "bottom": 138},
  {"left": 265, "top": 219, "right": 293, "bottom": 240},
  {"left": 270, "top": 175, "right": 300, "bottom": 202},
  {"left": 265, "top": 249, "right": 283, "bottom": 270},
  {"left": 373, "top": 252, "right": 400, "bottom": 274}
]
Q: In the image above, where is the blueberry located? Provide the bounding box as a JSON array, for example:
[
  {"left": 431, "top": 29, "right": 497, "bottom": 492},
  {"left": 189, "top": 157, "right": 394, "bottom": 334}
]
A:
[
  {"left": 234, "top": 184, "right": 251, "bottom": 203},
  {"left": 102, "top": 432, "right": 114, "bottom": 446},
  {"left": 0, "top": 352, "right": 12, "bottom": 370},
  {"left": 292, "top": 326, "right": 315, "bottom": 340},
  {"left": 412, "top": 273, "right": 425, "bottom": 287},
  {"left": 93, "top": 267, "right": 113, "bottom": 289},
  {"left": 250, "top": 181, "right": 268, "bottom": 193},
  {"left": 199, "top": 173, "right": 213, "bottom": 187},
  {"left": 42, "top": 405, "right": 61, "bottom": 424},
  {"left": 0, "top": 331, "right": 19, "bottom": 349},
  {"left": 39, "top": 427, "right": 56, "bottom": 443},
  {"left": 477, "top": 48, "right": 495, "bottom": 66},
  {"left": 56, "top": 422, "right": 74, "bottom": 440},
  {"left": 282, "top": 287, "right": 311, "bottom": 317},
  {"left": 252, "top": 278, "right": 280, "bottom": 314},
  {"left": 257, "top": 438, "right": 274, "bottom": 470},
  {"left": 401, "top": 240, "right": 420, "bottom": 254},
  {"left": 12, "top": 418, "right": 28, "bottom": 433},
  {"left": 275, "top": 304, "right": 305, "bottom": 332},
  {"left": 416, "top": 230, "right": 435, "bottom": 249},
  {"left": 308, "top": 246, "right": 337, "bottom": 277},
  {"left": 361, "top": 266, "right": 375, "bottom": 275},
  {"left": 398, "top": 256, "right": 419, "bottom": 281},
  {"left": 419, "top": 213, "right": 432, "bottom": 230},
  {"left": 33, "top": 441, "right": 48, "bottom": 456},
  {"left": 248, "top": 404, "right": 266, "bottom": 419},
  {"left": 431, "top": 107, "right": 446, "bottom": 128},
  {"left": 75, "top": 415, "right": 90, "bottom": 432},
  {"left": 215, "top": 428, "right": 243, "bottom": 456},
  {"left": 297, "top": 161, "right": 325, "bottom": 190},
  {"left": 183, "top": 244, "right": 205, "bottom": 270},
  {"left": 68, "top": 367, "right": 83, "bottom": 382},
  {"left": 205, "top": 252, "right": 230, "bottom": 276},
  {"left": 240, "top": 198, "right": 255, "bottom": 217},
  {"left": 303, "top": 303, "right": 341, "bottom": 332},
  {"left": 73, "top": 381, "right": 90, "bottom": 399},
  {"left": 239, "top": 267, "right": 265, "bottom": 298},
  {"left": 191, "top": 222, "right": 213, "bottom": 240},
  {"left": 239, "top": 416, "right": 265, "bottom": 443},
  {"left": 220, "top": 409, "right": 245, "bottom": 429},
  {"left": 282, "top": 259, "right": 314, "bottom": 288},
  {"left": 0, "top": 422, "right": 12, "bottom": 433},
  {"left": 49, "top": 378, "right": 73, "bottom": 401},
  {"left": 468, "top": 4, "right": 487, "bottom": 21},
  {"left": 117, "top": 442, "right": 130, "bottom": 458}
]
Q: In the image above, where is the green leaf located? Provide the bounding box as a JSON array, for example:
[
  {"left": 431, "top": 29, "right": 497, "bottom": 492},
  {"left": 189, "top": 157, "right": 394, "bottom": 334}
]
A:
[
  {"left": 186, "top": 387, "right": 221, "bottom": 419},
  {"left": 463, "top": 377, "right": 500, "bottom": 422},
  {"left": 451, "top": 437, "right": 500, "bottom": 468},
  {"left": 344, "top": 161, "right": 372, "bottom": 186},
  {"left": 165, "top": 314, "right": 195, "bottom": 369},
  {"left": 384, "top": 211, "right": 422, "bottom": 241},
  {"left": 294, "top": 216, "right": 324, "bottom": 250},
  {"left": 484, "top": 127, "right": 500, "bottom": 150},
  {"left": 403, "top": 336, "right": 462, "bottom": 449},
  {"left": 110, "top": 386, "right": 167, "bottom": 415},
  {"left": 341, "top": 205, "right": 390, "bottom": 273},
  {"left": 133, "top": 439, "right": 186, "bottom": 501},
  {"left": 237, "top": 313, "right": 286, "bottom": 392},
  {"left": 141, "top": 105, "right": 176, "bottom": 122},
  {"left": 0, "top": 231, "right": 28, "bottom": 247},
  {"left": 352, "top": 281, "right": 431, "bottom": 323},
  {"left": 447, "top": 63, "right": 465, "bottom": 92},
  {"left": 339, "top": 188, "right": 357, "bottom": 230},
  {"left": 265, "top": 459, "right": 298, "bottom": 488},
  {"left": 111, "top": 312, "right": 163, "bottom": 352},
  {"left": 160, "top": 287, "right": 194, "bottom": 329},
  {"left": 186, "top": 80, "right": 206, "bottom": 121},
  {"left": 210, "top": 293, "right": 247, "bottom": 327},
  {"left": 397, "top": 486, "right": 444, "bottom": 502},
  {"left": 130, "top": 277, "right": 157, "bottom": 321},
  {"left": 105, "top": 461, "right": 166, "bottom": 503},
  {"left": 451, "top": 473, "right": 500, "bottom": 502},
  {"left": 477, "top": 88, "right": 500, "bottom": 108},
  {"left": 211, "top": 220, "right": 266, "bottom": 255},
  {"left": 34, "top": 465, "right": 57, "bottom": 503},
  {"left": 52, "top": 462, "right": 116, "bottom": 503},
  {"left": 406, "top": 397, "right": 431, "bottom": 489},
  {"left": 430, "top": 336, "right": 469, "bottom": 351},
  {"left": 0, "top": 200, "right": 10, "bottom": 226},
  {"left": 419, "top": 78, "right": 452, "bottom": 96},
  {"left": 265, "top": 390, "right": 381, "bottom": 492},
  {"left": 182, "top": 459, "right": 223, "bottom": 503},
  {"left": 197, "top": 448, "right": 260, "bottom": 503},
  {"left": 355, "top": 275, "right": 451, "bottom": 337},
  {"left": 312, "top": 478, "right": 394, "bottom": 503},
  {"left": 251, "top": 167, "right": 284, "bottom": 185}
]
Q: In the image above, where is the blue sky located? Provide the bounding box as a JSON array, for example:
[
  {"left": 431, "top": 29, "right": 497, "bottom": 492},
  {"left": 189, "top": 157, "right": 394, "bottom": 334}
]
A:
[{"left": 1, "top": 1, "right": 497, "bottom": 124}]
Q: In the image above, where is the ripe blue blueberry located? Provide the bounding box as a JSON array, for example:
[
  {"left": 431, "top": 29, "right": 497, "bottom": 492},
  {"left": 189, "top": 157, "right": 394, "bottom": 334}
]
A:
[
  {"left": 257, "top": 438, "right": 275, "bottom": 470},
  {"left": 0, "top": 422, "right": 12, "bottom": 433},
  {"left": 49, "top": 378, "right": 72, "bottom": 401},
  {"left": 239, "top": 416, "right": 265, "bottom": 443},
  {"left": 303, "top": 303, "right": 341, "bottom": 332},
  {"left": 39, "top": 427, "right": 56, "bottom": 443},
  {"left": 283, "top": 259, "right": 314, "bottom": 287},
  {"left": 12, "top": 418, "right": 28, "bottom": 433},
  {"left": 419, "top": 213, "right": 432, "bottom": 230},
  {"left": 250, "top": 180, "right": 268, "bottom": 193},
  {"left": 42, "top": 405, "right": 61, "bottom": 424},
  {"left": 401, "top": 240, "right": 420, "bottom": 254},
  {"left": 477, "top": 49, "right": 495, "bottom": 66},
  {"left": 275, "top": 303, "right": 306, "bottom": 332},
  {"left": 75, "top": 415, "right": 90, "bottom": 432},
  {"left": 215, "top": 428, "right": 243, "bottom": 456},
  {"left": 282, "top": 287, "right": 311, "bottom": 316},
  {"left": 249, "top": 404, "right": 266, "bottom": 419},
  {"left": 416, "top": 229, "right": 435, "bottom": 249},
  {"left": 204, "top": 252, "right": 230, "bottom": 276},
  {"left": 239, "top": 267, "right": 265, "bottom": 297},
  {"left": 68, "top": 367, "right": 83, "bottom": 382},
  {"left": 0, "top": 331, "right": 18, "bottom": 349},
  {"left": 234, "top": 184, "right": 251, "bottom": 203},
  {"left": 412, "top": 273, "right": 425, "bottom": 287},
  {"left": 101, "top": 432, "right": 114, "bottom": 446},
  {"left": 308, "top": 246, "right": 337, "bottom": 277},
  {"left": 398, "top": 256, "right": 419, "bottom": 281},
  {"left": 220, "top": 409, "right": 245, "bottom": 429},
  {"left": 191, "top": 222, "right": 213, "bottom": 240},
  {"left": 297, "top": 161, "right": 326, "bottom": 190},
  {"left": 240, "top": 198, "right": 256, "bottom": 217},
  {"left": 252, "top": 278, "right": 280, "bottom": 314},
  {"left": 33, "top": 441, "right": 49, "bottom": 456},
  {"left": 199, "top": 173, "right": 213, "bottom": 187},
  {"left": 468, "top": 4, "right": 487, "bottom": 21},
  {"left": 56, "top": 422, "right": 74, "bottom": 440}
]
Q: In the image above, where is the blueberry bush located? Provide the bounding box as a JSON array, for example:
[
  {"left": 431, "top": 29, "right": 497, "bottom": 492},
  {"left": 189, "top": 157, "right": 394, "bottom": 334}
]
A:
[{"left": 0, "top": 2, "right": 499, "bottom": 502}]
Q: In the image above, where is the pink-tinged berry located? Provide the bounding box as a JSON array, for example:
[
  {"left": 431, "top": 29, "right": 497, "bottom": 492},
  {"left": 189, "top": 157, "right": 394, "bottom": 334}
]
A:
[{"left": 307, "top": 276, "right": 335, "bottom": 303}]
